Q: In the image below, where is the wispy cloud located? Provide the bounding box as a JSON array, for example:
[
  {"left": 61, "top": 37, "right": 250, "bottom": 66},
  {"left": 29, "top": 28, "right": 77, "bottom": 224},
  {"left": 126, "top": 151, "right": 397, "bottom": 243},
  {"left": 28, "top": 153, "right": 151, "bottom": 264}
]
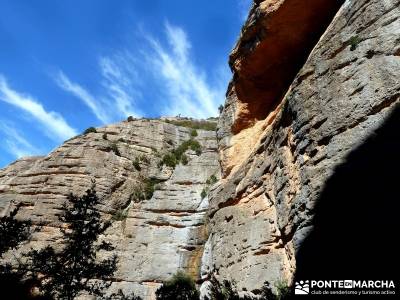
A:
[
  {"left": 145, "top": 22, "right": 227, "bottom": 118},
  {"left": 0, "top": 75, "right": 77, "bottom": 141},
  {"left": 0, "top": 122, "right": 41, "bottom": 158},
  {"left": 56, "top": 71, "right": 111, "bottom": 123},
  {"left": 55, "top": 57, "right": 141, "bottom": 124},
  {"left": 99, "top": 55, "right": 141, "bottom": 117},
  {"left": 55, "top": 22, "right": 227, "bottom": 121}
]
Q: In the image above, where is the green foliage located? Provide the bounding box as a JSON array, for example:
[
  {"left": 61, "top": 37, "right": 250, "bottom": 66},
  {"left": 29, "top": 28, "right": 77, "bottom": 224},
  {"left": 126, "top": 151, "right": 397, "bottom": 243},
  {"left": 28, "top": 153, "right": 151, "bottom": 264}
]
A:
[
  {"left": 348, "top": 35, "right": 362, "bottom": 51},
  {"left": 112, "top": 209, "right": 128, "bottom": 221},
  {"left": 206, "top": 277, "right": 253, "bottom": 300},
  {"left": 133, "top": 157, "right": 141, "bottom": 171},
  {"left": 181, "top": 154, "right": 189, "bottom": 165},
  {"left": 274, "top": 280, "right": 291, "bottom": 300},
  {"left": 165, "top": 119, "right": 217, "bottom": 131},
  {"left": 206, "top": 174, "right": 218, "bottom": 185},
  {"left": 130, "top": 178, "right": 161, "bottom": 202},
  {"left": 127, "top": 116, "right": 134, "bottom": 122},
  {"left": 218, "top": 104, "right": 224, "bottom": 114},
  {"left": 83, "top": 127, "right": 97, "bottom": 134},
  {"left": 0, "top": 205, "right": 37, "bottom": 299},
  {"left": 155, "top": 271, "right": 199, "bottom": 300},
  {"left": 201, "top": 188, "right": 208, "bottom": 200},
  {"left": 143, "top": 178, "right": 161, "bottom": 200},
  {"left": 109, "top": 142, "right": 121, "bottom": 156},
  {"left": 190, "top": 129, "right": 198, "bottom": 137},
  {"left": 26, "top": 187, "right": 117, "bottom": 300},
  {"left": 206, "top": 277, "right": 291, "bottom": 300},
  {"left": 139, "top": 154, "right": 150, "bottom": 164},
  {"left": 162, "top": 153, "right": 178, "bottom": 168},
  {"left": 160, "top": 139, "right": 202, "bottom": 168},
  {"left": 0, "top": 205, "right": 31, "bottom": 256}
]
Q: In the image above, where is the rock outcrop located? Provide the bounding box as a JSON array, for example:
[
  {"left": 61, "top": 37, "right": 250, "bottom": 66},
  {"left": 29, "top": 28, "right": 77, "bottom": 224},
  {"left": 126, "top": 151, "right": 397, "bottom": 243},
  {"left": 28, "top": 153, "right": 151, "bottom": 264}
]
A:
[
  {"left": 0, "top": 118, "right": 220, "bottom": 299},
  {"left": 204, "top": 0, "right": 400, "bottom": 295},
  {"left": 1, "top": 0, "right": 400, "bottom": 298}
]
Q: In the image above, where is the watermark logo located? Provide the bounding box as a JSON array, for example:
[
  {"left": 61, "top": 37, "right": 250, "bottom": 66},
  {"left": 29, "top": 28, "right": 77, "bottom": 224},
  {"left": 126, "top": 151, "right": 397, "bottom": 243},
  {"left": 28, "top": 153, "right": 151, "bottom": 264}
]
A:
[
  {"left": 295, "top": 280, "right": 310, "bottom": 295},
  {"left": 294, "top": 280, "right": 396, "bottom": 296}
]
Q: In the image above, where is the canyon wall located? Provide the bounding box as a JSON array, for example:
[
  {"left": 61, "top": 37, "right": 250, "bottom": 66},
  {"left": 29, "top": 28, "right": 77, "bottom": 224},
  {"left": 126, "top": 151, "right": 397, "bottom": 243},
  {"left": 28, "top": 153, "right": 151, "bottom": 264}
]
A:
[
  {"left": 1, "top": 0, "right": 400, "bottom": 299},
  {"left": 0, "top": 119, "right": 220, "bottom": 299},
  {"left": 202, "top": 0, "right": 400, "bottom": 295}
]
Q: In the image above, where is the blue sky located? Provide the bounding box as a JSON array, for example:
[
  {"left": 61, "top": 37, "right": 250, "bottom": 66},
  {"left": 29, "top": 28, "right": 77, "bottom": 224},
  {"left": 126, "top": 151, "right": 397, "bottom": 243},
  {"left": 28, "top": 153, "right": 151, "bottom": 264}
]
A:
[{"left": 0, "top": 0, "right": 252, "bottom": 167}]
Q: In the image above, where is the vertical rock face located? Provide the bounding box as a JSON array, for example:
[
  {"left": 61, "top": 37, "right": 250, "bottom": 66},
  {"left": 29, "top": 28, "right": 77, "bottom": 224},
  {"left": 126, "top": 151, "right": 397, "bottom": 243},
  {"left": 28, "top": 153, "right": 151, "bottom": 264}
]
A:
[
  {"left": 206, "top": 0, "right": 400, "bottom": 295},
  {"left": 0, "top": 119, "right": 220, "bottom": 299}
]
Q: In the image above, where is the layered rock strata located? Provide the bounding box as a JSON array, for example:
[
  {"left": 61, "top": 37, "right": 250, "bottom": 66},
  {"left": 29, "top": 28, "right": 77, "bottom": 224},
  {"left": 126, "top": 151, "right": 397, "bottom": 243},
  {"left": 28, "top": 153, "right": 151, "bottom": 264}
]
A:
[
  {"left": 0, "top": 119, "right": 220, "bottom": 300},
  {"left": 203, "top": 0, "right": 400, "bottom": 295}
]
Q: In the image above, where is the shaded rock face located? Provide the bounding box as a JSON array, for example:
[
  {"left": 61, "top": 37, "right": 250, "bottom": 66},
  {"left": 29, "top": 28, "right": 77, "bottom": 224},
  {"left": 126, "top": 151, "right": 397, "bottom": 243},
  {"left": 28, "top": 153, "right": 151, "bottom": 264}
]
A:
[
  {"left": 206, "top": 0, "right": 400, "bottom": 295},
  {"left": 0, "top": 119, "right": 220, "bottom": 299}
]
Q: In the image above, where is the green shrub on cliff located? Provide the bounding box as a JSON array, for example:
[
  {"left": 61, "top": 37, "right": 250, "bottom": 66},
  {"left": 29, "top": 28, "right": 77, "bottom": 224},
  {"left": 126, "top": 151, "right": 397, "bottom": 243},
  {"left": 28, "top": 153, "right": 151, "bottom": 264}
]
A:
[{"left": 155, "top": 271, "right": 199, "bottom": 300}]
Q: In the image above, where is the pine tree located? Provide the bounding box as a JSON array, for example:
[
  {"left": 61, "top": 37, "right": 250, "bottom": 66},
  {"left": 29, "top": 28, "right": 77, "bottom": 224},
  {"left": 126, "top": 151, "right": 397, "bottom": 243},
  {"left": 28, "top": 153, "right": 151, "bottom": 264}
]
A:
[
  {"left": 27, "top": 187, "right": 117, "bottom": 300},
  {"left": 0, "top": 204, "right": 31, "bottom": 256},
  {"left": 0, "top": 204, "right": 37, "bottom": 299}
]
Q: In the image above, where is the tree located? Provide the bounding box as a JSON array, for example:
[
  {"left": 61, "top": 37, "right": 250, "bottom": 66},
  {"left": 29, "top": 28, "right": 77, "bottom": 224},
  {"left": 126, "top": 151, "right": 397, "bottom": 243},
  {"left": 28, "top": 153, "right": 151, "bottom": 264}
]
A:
[
  {"left": 0, "top": 204, "right": 39, "bottom": 299},
  {"left": 155, "top": 271, "right": 199, "bottom": 300},
  {"left": 0, "top": 204, "right": 31, "bottom": 256},
  {"left": 27, "top": 187, "right": 117, "bottom": 300}
]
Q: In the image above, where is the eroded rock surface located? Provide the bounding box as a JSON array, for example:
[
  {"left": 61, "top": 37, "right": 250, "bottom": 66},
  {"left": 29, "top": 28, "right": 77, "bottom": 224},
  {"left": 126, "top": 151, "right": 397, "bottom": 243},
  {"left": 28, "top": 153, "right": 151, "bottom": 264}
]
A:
[
  {"left": 205, "top": 0, "right": 400, "bottom": 295},
  {"left": 0, "top": 118, "right": 220, "bottom": 299}
]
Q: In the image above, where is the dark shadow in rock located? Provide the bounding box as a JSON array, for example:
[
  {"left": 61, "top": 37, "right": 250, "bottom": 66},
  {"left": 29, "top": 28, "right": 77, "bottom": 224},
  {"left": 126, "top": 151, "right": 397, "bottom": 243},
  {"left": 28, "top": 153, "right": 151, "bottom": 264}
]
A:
[{"left": 295, "top": 103, "right": 400, "bottom": 281}]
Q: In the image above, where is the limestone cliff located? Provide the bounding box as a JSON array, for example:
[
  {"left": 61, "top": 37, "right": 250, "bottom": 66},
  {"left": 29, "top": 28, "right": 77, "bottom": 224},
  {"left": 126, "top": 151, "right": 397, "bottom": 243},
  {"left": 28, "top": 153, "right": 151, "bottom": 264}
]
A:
[
  {"left": 0, "top": 118, "right": 220, "bottom": 299},
  {"left": 1, "top": 0, "right": 399, "bottom": 299},
  {"left": 202, "top": 0, "right": 400, "bottom": 295}
]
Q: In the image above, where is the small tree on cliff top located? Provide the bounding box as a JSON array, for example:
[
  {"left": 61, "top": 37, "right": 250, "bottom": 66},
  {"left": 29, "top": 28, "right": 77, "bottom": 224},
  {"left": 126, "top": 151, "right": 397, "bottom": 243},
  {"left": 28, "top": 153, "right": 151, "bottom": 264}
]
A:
[{"left": 27, "top": 186, "right": 117, "bottom": 300}]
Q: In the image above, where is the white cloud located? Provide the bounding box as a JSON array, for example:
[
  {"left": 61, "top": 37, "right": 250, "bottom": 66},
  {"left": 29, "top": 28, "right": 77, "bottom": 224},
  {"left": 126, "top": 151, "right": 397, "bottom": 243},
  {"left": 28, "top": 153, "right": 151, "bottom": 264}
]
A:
[
  {"left": 55, "top": 57, "right": 141, "bottom": 123},
  {"left": 0, "top": 122, "right": 41, "bottom": 158},
  {"left": 55, "top": 22, "right": 227, "bottom": 121},
  {"left": 143, "top": 22, "right": 228, "bottom": 118},
  {"left": 56, "top": 71, "right": 111, "bottom": 123},
  {"left": 0, "top": 75, "right": 77, "bottom": 142},
  {"left": 99, "top": 56, "right": 141, "bottom": 117}
]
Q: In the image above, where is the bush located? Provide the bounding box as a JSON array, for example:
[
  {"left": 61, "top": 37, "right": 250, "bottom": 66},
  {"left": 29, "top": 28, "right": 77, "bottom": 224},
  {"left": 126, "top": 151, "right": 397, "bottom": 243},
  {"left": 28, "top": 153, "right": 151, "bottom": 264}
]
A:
[
  {"left": 133, "top": 158, "right": 141, "bottom": 171},
  {"left": 162, "top": 153, "right": 178, "bottom": 168},
  {"left": 160, "top": 139, "right": 202, "bottom": 168},
  {"left": 218, "top": 104, "right": 224, "bottom": 114},
  {"left": 127, "top": 116, "right": 134, "bottom": 122},
  {"left": 112, "top": 209, "right": 128, "bottom": 221},
  {"left": 165, "top": 119, "right": 217, "bottom": 131},
  {"left": 143, "top": 178, "right": 161, "bottom": 200},
  {"left": 139, "top": 154, "right": 150, "bottom": 164},
  {"left": 103, "top": 133, "right": 108, "bottom": 140},
  {"left": 206, "top": 174, "right": 218, "bottom": 185},
  {"left": 130, "top": 178, "right": 161, "bottom": 202},
  {"left": 181, "top": 154, "right": 189, "bottom": 165},
  {"left": 348, "top": 35, "right": 361, "bottom": 51},
  {"left": 274, "top": 280, "right": 291, "bottom": 300},
  {"left": 155, "top": 271, "right": 199, "bottom": 300},
  {"left": 178, "top": 139, "right": 201, "bottom": 156},
  {"left": 110, "top": 142, "right": 121, "bottom": 156},
  {"left": 201, "top": 188, "right": 208, "bottom": 199},
  {"left": 190, "top": 129, "right": 198, "bottom": 137},
  {"left": 84, "top": 127, "right": 97, "bottom": 134},
  {"left": 206, "top": 277, "right": 253, "bottom": 300}
]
